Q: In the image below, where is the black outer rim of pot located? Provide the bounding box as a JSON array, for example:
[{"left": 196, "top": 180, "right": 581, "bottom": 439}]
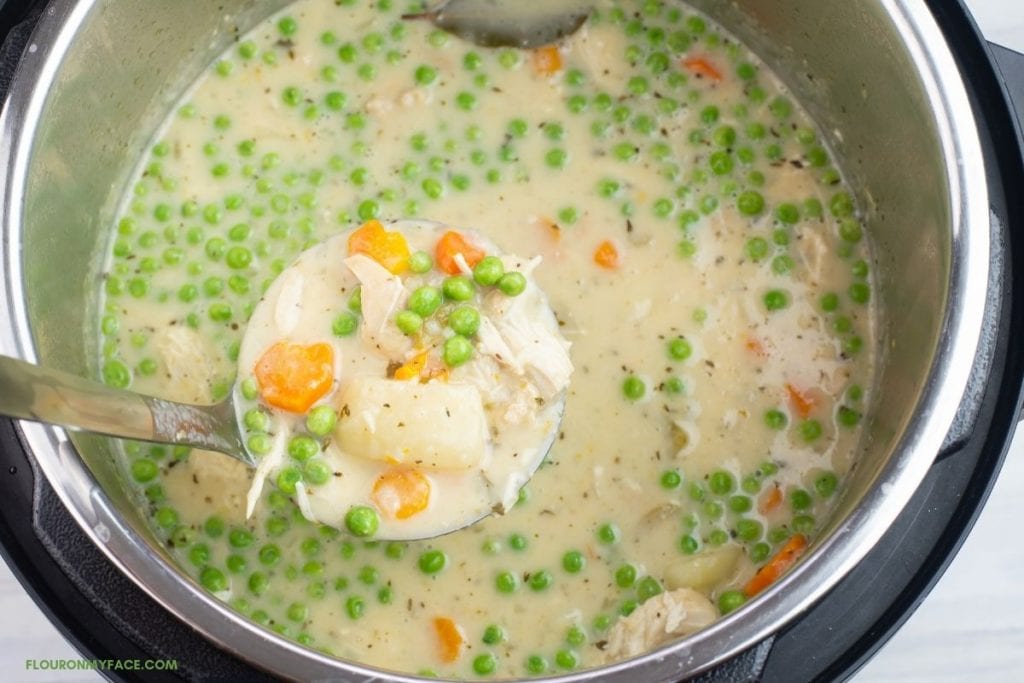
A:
[{"left": 0, "top": 1, "right": 1021, "bottom": 682}]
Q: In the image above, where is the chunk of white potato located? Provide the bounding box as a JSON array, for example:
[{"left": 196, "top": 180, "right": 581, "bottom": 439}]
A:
[
  {"left": 664, "top": 544, "right": 744, "bottom": 594},
  {"left": 335, "top": 377, "right": 490, "bottom": 470},
  {"left": 601, "top": 588, "right": 717, "bottom": 662}
]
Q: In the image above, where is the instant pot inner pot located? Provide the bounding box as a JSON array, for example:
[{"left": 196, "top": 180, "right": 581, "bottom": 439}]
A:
[{"left": 18, "top": 0, "right": 952, "bottom": 658}]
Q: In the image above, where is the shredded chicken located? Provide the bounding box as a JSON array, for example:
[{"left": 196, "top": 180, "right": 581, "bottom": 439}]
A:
[
  {"left": 476, "top": 267, "right": 573, "bottom": 401},
  {"left": 155, "top": 327, "right": 220, "bottom": 404},
  {"left": 601, "top": 588, "right": 717, "bottom": 662},
  {"left": 344, "top": 254, "right": 411, "bottom": 359}
]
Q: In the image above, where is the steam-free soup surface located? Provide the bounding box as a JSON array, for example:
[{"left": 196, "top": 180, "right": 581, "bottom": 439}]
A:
[{"left": 98, "top": 0, "right": 875, "bottom": 677}]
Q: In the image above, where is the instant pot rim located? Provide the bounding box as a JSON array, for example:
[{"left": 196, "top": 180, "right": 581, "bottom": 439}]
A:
[{"left": 0, "top": 0, "right": 991, "bottom": 681}]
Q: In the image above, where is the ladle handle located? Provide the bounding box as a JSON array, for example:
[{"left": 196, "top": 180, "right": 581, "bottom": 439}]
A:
[
  {"left": 0, "top": 355, "right": 248, "bottom": 463},
  {"left": 0, "top": 354, "right": 158, "bottom": 440}
]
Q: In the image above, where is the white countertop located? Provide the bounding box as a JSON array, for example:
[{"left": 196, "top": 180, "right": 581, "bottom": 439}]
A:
[{"left": 1, "top": 1, "right": 1022, "bottom": 681}]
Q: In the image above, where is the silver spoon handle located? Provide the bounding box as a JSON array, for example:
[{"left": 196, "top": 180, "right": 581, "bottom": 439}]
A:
[{"left": 0, "top": 354, "right": 248, "bottom": 462}]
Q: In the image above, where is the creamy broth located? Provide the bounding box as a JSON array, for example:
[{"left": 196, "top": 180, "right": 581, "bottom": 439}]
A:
[{"left": 98, "top": 0, "right": 875, "bottom": 677}]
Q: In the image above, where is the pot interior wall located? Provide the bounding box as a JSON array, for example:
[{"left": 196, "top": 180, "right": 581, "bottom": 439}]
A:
[{"left": 18, "top": 0, "right": 949, "bottom": 617}]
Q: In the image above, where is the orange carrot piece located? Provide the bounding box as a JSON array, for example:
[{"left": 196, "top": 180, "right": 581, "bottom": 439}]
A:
[
  {"left": 532, "top": 45, "right": 563, "bottom": 76},
  {"left": 744, "top": 336, "right": 767, "bottom": 357},
  {"left": 785, "top": 383, "right": 816, "bottom": 418},
  {"left": 758, "top": 485, "right": 783, "bottom": 515},
  {"left": 373, "top": 468, "right": 432, "bottom": 520},
  {"left": 394, "top": 351, "right": 428, "bottom": 381},
  {"left": 743, "top": 534, "right": 808, "bottom": 597},
  {"left": 593, "top": 240, "right": 619, "bottom": 269},
  {"left": 682, "top": 56, "right": 722, "bottom": 81},
  {"left": 254, "top": 342, "right": 335, "bottom": 413},
  {"left": 435, "top": 230, "right": 486, "bottom": 275},
  {"left": 348, "top": 219, "right": 411, "bottom": 274},
  {"left": 433, "top": 617, "right": 465, "bottom": 663}
]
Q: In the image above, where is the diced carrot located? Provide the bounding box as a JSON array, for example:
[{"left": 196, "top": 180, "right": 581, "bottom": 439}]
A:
[
  {"left": 593, "top": 240, "right": 620, "bottom": 269},
  {"left": 373, "top": 468, "right": 432, "bottom": 520},
  {"left": 435, "top": 230, "right": 486, "bottom": 275},
  {"left": 538, "top": 216, "right": 562, "bottom": 242},
  {"left": 433, "top": 617, "right": 465, "bottom": 663},
  {"left": 744, "top": 336, "right": 767, "bottom": 357},
  {"left": 254, "top": 342, "right": 334, "bottom": 413},
  {"left": 532, "top": 45, "right": 563, "bottom": 76},
  {"left": 758, "top": 485, "right": 782, "bottom": 515},
  {"left": 348, "top": 219, "right": 411, "bottom": 274},
  {"left": 785, "top": 383, "right": 816, "bottom": 418},
  {"left": 682, "top": 56, "right": 722, "bottom": 81},
  {"left": 394, "top": 351, "right": 428, "bottom": 381},
  {"left": 743, "top": 534, "right": 808, "bottom": 597}
]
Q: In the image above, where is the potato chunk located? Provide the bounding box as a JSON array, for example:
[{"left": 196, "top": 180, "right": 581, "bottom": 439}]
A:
[{"left": 335, "top": 377, "right": 490, "bottom": 469}]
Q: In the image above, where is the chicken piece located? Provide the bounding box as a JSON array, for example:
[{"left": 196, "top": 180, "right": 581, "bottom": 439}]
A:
[
  {"left": 334, "top": 376, "right": 491, "bottom": 470},
  {"left": 163, "top": 448, "right": 252, "bottom": 525},
  {"left": 477, "top": 261, "right": 573, "bottom": 401},
  {"left": 664, "top": 545, "right": 744, "bottom": 594},
  {"left": 344, "top": 254, "right": 411, "bottom": 360},
  {"left": 155, "top": 327, "right": 221, "bottom": 404},
  {"left": 602, "top": 588, "right": 717, "bottom": 662}
]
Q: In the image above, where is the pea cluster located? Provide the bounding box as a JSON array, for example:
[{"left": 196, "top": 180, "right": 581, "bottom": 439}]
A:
[{"left": 395, "top": 252, "right": 526, "bottom": 368}]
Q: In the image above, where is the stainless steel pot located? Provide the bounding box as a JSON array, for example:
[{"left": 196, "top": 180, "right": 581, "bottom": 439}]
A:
[{"left": 0, "top": 0, "right": 992, "bottom": 680}]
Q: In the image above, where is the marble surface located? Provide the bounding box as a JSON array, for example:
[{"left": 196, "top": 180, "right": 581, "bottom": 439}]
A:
[{"left": 1, "top": 1, "right": 1022, "bottom": 681}]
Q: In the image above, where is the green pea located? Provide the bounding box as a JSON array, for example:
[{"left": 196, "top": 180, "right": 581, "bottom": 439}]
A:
[
  {"left": 153, "top": 506, "right": 177, "bottom": 529},
  {"left": 664, "top": 376, "right": 685, "bottom": 395},
  {"left": 799, "top": 419, "right": 823, "bottom": 442},
  {"left": 304, "top": 459, "right": 332, "bottom": 485},
  {"left": 200, "top": 566, "right": 228, "bottom": 593},
  {"left": 793, "top": 514, "right": 816, "bottom": 534},
  {"left": 636, "top": 576, "right": 663, "bottom": 602},
  {"left": 188, "top": 543, "right": 210, "bottom": 567},
  {"left": 597, "top": 523, "right": 619, "bottom": 544},
  {"left": 409, "top": 250, "right": 433, "bottom": 273},
  {"left": 472, "top": 256, "right": 504, "bottom": 286},
  {"left": 495, "top": 571, "right": 518, "bottom": 593},
  {"left": 849, "top": 282, "right": 871, "bottom": 304},
  {"left": 288, "top": 436, "right": 319, "bottom": 461},
  {"left": 528, "top": 569, "right": 552, "bottom": 591},
  {"left": 409, "top": 286, "right": 442, "bottom": 317},
  {"left": 763, "top": 289, "right": 790, "bottom": 311},
  {"left": 419, "top": 549, "right": 447, "bottom": 574},
  {"left": 396, "top": 310, "right": 423, "bottom": 335},
  {"left": 660, "top": 469, "right": 682, "bottom": 489},
  {"left": 333, "top": 312, "right": 359, "bottom": 336},
  {"left": 496, "top": 272, "right": 527, "bottom": 296},
  {"left": 346, "top": 506, "right": 379, "bottom": 537},
  {"left": 615, "top": 563, "right": 637, "bottom": 588},
  {"left": 729, "top": 495, "right": 753, "bottom": 513},
  {"left": 414, "top": 64, "right": 437, "bottom": 85},
  {"left": 838, "top": 406, "right": 862, "bottom": 427},
  {"left": 815, "top": 472, "right": 839, "bottom": 498},
  {"left": 555, "top": 649, "right": 577, "bottom": 670},
  {"left": 709, "top": 470, "right": 735, "bottom": 495},
  {"left": 679, "top": 534, "right": 699, "bottom": 554},
  {"left": 228, "top": 528, "right": 253, "bottom": 549},
  {"left": 830, "top": 191, "right": 855, "bottom": 218},
  {"left": 247, "top": 434, "right": 272, "bottom": 456},
  {"left": 736, "top": 519, "right": 764, "bottom": 542},
  {"left": 443, "top": 335, "right": 474, "bottom": 367},
  {"left": 442, "top": 275, "right": 475, "bottom": 301},
  {"left": 719, "top": 590, "right": 746, "bottom": 614},
  {"left": 562, "top": 550, "right": 585, "bottom": 573},
  {"left": 482, "top": 624, "right": 505, "bottom": 645},
  {"left": 525, "top": 655, "right": 547, "bottom": 674},
  {"left": 258, "top": 544, "right": 281, "bottom": 566},
  {"left": 667, "top": 337, "right": 692, "bottom": 361},
  {"left": 790, "top": 488, "right": 813, "bottom": 510},
  {"left": 130, "top": 458, "right": 159, "bottom": 483},
  {"left": 305, "top": 406, "right": 337, "bottom": 437},
  {"left": 100, "top": 359, "right": 132, "bottom": 388},
  {"left": 622, "top": 375, "right": 646, "bottom": 400},
  {"left": 448, "top": 306, "right": 481, "bottom": 336},
  {"left": 737, "top": 191, "right": 765, "bottom": 216}
]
